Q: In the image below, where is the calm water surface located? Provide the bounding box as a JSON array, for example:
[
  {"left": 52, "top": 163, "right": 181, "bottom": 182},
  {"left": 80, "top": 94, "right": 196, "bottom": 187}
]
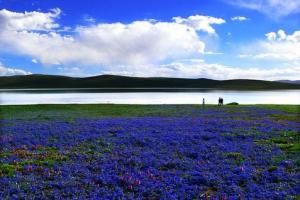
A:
[{"left": 0, "top": 89, "right": 299, "bottom": 105}]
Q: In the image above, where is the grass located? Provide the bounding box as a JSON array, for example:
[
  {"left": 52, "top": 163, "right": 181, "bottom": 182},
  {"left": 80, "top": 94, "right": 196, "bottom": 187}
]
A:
[
  {"left": 0, "top": 104, "right": 198, "bottom": 120},
  {"left": 224, "top": 152, "right": 245, "bottom": 165},
  {"left": 255, "top": 130, "right": 300, "bottom": 153},
  {"left": 254, "top": 105, "right": 300, "bottom": 113},
  {"left": 0, "top": 163, "right": 15, "bottom": 177},
  {"left": 1, "top": 104, "right": 299, "bottom": 120}
]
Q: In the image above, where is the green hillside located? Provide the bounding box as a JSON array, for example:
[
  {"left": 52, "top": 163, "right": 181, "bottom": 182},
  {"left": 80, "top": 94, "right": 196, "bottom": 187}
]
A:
[{"left": 0, "top": 74, "right": 299, "bottom": 90}]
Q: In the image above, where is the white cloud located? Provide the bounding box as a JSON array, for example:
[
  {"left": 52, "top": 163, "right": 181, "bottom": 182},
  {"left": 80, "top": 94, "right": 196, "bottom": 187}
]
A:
[
  {"left": 0, "top": 63, "right": 32, "bottom": 76},
  {"left": 173, "top": 15, "right": 225, "bottom": 34},
  {"left": 0, "top": 8, "right": 61, "bottom": 31},
  {"left": 231, "top": 16, "right": 248, "bottom": 21},
  {"left": 83, "top": 15, "right": 96, "bottom": 23},
  {"left": 241, "top": 29, "right": 300, "bottom": 61},
  {"left": 74, "top": 21, "right": 206, "bottom": 66},
  {"left": 265, "top": 32, "right": 277, "bottom": 40},
  {"left": 227, "top": 0, "right": 300, "bottom": 18},
  {"left": 103, "top": 59, "right": 300, "bottom": 80},
  {"left": 0, "top": 9, "right": 225, "bottom": 67},
  {"left": 266, "top": 29, "right": 300, "bottom": 42}
]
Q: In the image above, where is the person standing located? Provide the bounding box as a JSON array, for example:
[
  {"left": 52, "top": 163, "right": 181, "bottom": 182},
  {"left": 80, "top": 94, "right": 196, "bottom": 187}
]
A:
[
  {"left": 218, "top": 97, "right": 224, "bottom": 106},
  {"left": 202, "top": 98, "right": 205, "bottom": 110}
]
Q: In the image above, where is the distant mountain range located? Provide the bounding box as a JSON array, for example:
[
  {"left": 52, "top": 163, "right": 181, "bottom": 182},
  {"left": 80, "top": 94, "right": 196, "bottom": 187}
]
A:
[
  {"left": 277, "top": 80, "right": 300, "bottom": 85},
  {"left": 0, "top": 74, "right": 299, "bottom": 90}
]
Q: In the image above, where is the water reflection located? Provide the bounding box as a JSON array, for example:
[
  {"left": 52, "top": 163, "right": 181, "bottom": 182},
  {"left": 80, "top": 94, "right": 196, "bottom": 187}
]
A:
[{"left": 0, "top": 89, "right": 299, "bottom": 105}]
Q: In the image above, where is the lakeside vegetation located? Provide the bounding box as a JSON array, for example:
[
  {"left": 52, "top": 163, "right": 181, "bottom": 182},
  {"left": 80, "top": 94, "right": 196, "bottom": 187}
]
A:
[{"left": 1, "top": 104, "right": 299, "bottom": 120}]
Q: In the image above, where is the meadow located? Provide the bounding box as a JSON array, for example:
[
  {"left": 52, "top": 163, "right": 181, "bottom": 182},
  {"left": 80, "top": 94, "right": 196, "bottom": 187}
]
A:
[{"left": 0, "top": 104, "right": 299, "bottom": 199}]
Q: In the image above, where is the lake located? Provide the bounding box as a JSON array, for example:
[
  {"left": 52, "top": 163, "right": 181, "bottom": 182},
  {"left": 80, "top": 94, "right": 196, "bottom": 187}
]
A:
[{"left": 0, "top": 89, "right": 299, "bottom": 105}]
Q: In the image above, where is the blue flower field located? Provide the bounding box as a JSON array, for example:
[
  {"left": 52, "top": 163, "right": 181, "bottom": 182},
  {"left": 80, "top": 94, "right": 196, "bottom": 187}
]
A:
[{"left": 0, "top": 105, "right": 299, "bottom": 199}]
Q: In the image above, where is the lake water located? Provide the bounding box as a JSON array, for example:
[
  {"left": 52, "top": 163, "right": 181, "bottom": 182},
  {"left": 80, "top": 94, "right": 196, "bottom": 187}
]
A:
[{"left": 0, "top": 89, "right": 299, "bottom": 105}]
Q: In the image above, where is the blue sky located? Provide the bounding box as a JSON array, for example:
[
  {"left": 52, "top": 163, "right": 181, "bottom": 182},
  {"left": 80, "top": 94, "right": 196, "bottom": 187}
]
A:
[{"left": 0, "top": 0, "right": 299, "bottom": 80}]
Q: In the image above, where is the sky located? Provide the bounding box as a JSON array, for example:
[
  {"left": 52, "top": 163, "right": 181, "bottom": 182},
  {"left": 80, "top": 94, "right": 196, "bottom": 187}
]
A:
[{"left": 0, "top": 0, "right": 300, "bottom": 80}]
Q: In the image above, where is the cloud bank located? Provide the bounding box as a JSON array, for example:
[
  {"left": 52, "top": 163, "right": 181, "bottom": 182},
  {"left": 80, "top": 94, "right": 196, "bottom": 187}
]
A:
[
  {"left": 0, "top": 9, "right": 224, "bottom": 67},
  {"left": 0, "top": 63, "right": 32, "bottom": 76},
  {"left": 103, "top": 59, "right": 300, "bottom": 81},
  {"left": 0, "top": 8, "right": 299, "bottom": 80}
]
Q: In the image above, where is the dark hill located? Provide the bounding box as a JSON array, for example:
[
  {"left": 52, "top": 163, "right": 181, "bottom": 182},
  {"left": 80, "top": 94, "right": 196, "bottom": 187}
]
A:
[{"left": 0, "top": 74, "right": 299, "bottom": 90}]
